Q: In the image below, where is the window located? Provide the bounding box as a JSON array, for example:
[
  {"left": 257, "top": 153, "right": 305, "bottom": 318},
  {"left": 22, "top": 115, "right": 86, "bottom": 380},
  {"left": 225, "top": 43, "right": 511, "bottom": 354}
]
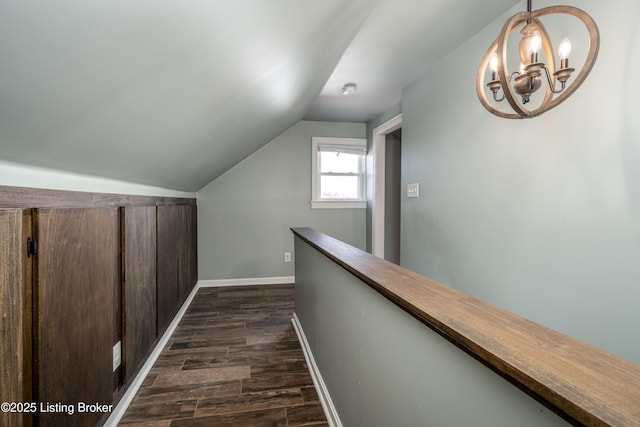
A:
[{"left": 311, "top": 137, "right": 367, "bottom": 209}]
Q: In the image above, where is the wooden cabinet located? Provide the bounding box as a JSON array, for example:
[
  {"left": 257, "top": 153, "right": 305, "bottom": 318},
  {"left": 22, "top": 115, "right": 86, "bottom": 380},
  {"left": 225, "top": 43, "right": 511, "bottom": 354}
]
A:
[
  {"left": 157, "top": 204, "right": 198, "bottom": 333},
  {"left": 177, "top": 205, "right": 197, "bottom": 305},
  {"left": 34, "top": 208, "right": 119, "bottom": 427},
  {"left": 157, "top": 205, "right": 179, "bottom": 334},
  {"left": 0, "top": 209, "right": 30, "bottom": 427},
  {"left": 122, "top": 206, "right": 157, "bottom": 382},
  {"left": 0, "top": 187, "right": 197, "bottom": 427}
]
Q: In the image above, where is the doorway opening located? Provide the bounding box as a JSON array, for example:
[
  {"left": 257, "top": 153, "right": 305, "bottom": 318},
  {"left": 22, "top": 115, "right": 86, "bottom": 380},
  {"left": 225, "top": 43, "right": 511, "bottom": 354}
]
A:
[{"left": 371, "top": 113, "right": 402, "bottom": 263}]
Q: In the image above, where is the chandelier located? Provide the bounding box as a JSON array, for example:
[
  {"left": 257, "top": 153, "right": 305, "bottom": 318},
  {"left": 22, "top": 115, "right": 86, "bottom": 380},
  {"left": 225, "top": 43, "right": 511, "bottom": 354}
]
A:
[{"left": 476, "top": 1, "right": 600, "bottom": 119}]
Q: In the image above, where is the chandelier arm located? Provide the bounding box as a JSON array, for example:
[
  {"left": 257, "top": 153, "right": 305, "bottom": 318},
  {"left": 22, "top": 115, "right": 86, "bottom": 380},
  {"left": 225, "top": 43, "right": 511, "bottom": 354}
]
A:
[{"left": 541, "top": 66, "right": 565, "bottom": 94}]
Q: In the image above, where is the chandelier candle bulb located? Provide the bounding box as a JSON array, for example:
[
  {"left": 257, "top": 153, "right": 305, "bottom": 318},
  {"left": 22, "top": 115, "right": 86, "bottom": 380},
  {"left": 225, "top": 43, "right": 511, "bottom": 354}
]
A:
[
  {"left": 490, "top": 53, "right": 499, "bottom": 81},
  {"left": 558, "top": 37, "right": 572, "bottom": 68},
  {"left": 529, "top": 31, "right": 542, "bottom": 63}
]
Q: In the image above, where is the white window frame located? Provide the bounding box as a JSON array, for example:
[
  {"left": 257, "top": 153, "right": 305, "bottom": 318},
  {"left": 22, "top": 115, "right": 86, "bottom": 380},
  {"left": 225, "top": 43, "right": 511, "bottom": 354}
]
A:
[{"left": 311, "top": 137, "right": 367, "bottom": 209}]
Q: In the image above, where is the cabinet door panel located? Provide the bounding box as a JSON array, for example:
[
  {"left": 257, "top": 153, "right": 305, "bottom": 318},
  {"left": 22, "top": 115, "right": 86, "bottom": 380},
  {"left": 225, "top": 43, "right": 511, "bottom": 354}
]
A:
[
  {"left": 157, "top": 205, "right": 178, "bottom": 333},
  {"left": 0, "top": 209, "right": 25, "bottom": 427},
  {"left": 122, "top": 206, "right": 157, "bottom": 382},
  {"left": 188, "top": 205, "right": 198, "bottom": 291},
  {"left": 177, "top": 205, "right": 197, "bottom": 302},
  {"left": 35, "top": 208, "right": 118, "bottom": 427}
]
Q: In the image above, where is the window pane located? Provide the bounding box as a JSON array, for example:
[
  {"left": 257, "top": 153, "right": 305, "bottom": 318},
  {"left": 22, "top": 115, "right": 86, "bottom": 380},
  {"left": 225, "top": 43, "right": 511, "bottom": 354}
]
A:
[
  {"left": 320, "top": 151, "right": 360, "bottom": 173},
  {"left": 320, "top": 175, "right": 359, "bottom": 199}
]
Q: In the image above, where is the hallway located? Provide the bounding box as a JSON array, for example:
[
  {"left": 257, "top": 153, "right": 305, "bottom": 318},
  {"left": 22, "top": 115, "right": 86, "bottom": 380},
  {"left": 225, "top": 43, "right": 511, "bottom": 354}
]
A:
[{"left": 118, "top": 283, "right": 327, "bottom": 426}]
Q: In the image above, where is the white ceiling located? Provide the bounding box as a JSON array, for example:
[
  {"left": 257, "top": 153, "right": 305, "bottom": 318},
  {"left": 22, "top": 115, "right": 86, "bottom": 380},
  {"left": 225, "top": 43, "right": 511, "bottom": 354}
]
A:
[
  {"left": 305, "top": 0, "right": 521, "bottom": 122},
  {"left": 0, "top": 0, "right": 519, "bottom": 191}
]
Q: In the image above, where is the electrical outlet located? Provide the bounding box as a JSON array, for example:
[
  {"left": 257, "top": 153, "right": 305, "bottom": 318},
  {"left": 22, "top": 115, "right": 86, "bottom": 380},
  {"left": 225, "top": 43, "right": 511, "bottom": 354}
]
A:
[
  {"left": 113, "top": 341, "right": 122, "bottom": 372},
  {"left": 284, "top": 252, "right": 291, "bottom": 263}
]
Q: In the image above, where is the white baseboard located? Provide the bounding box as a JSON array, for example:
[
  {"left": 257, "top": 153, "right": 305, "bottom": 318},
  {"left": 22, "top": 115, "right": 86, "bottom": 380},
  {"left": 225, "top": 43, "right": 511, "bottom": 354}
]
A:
[
  {"left": 198, "top": 276, "right": 295, "bottom": 287},
  {"left": 104, "top": 283, "right": 201, "bottom": 427},
  {"left": 292, "top": 313, "right": 342, "bottom": 427}
]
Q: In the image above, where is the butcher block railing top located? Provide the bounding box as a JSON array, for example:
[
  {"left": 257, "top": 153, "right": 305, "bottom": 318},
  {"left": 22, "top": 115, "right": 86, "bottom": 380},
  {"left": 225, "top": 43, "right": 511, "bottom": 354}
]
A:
[{"left": 291, "top": 227, "right": 640, "bottom": 427}]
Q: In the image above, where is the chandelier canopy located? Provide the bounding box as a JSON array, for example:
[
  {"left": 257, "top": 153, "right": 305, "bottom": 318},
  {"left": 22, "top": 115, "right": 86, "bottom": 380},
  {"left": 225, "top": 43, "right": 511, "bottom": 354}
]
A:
[{"left": 476, "top": 1, "right": 600, "bottom": 119}]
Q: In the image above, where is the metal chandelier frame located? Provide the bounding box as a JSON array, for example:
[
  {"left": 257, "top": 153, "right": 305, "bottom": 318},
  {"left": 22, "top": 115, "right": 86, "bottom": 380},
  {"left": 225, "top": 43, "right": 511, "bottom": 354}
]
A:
[{"left": 476, "top": 1, "right": 600, "bottom": 119}]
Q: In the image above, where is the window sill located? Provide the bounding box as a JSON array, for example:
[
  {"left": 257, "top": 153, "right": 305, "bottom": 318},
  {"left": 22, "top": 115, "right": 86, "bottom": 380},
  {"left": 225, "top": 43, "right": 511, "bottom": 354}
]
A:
[{"left": 310, "top": 200, "right": 366, "bottom": 209}]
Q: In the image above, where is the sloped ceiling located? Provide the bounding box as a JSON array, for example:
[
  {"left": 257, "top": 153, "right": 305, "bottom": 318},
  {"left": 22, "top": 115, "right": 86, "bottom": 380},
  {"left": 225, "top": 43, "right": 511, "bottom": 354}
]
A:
[
  {"left": 305, "top": 0, "right": 521, "bottom": 122},
  {"left": 0, "top": 0, "right": 518, "bottom": 192}
]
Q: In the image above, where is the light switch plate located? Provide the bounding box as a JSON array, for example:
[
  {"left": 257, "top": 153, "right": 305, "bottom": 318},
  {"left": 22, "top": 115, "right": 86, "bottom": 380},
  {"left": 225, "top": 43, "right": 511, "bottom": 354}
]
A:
[
  {"left": 113, "top": 341, "right": 122, "bottom": 372},
  {"left": 407, "top": 183, "right": 420, "bottom": 198}
]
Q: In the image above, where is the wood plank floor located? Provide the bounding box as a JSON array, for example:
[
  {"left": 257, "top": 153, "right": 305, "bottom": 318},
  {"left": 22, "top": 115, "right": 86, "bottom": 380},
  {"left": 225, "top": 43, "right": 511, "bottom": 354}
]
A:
[{"left": 118, "top": 283, "right": 328, "bottom": 427}]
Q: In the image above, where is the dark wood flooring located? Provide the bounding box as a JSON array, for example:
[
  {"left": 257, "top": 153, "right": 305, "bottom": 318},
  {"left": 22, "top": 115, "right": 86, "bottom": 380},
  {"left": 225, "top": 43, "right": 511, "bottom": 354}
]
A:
[{"left": 118, "top": 283, "right": 328, "bottom": 427}]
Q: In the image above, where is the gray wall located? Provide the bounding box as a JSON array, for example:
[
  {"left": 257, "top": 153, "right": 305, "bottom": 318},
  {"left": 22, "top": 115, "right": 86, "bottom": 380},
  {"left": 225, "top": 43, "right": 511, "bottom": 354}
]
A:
[
  {"left": 400, "top": 0, "right": 640, "bottom": 364},
  {"left": 294, "top": 236, "right": 569, "bottom": 427},
  {"left": 197, "top": 120, "right": 367, "bottom": 280},
  {"left": 0, "top": 160, "right": 194, "bottom": 198}
]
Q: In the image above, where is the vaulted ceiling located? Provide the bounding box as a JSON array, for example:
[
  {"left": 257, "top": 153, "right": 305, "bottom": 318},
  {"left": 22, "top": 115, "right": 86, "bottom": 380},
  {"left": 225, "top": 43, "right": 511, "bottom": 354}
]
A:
[{"left": 0, "top": 0, "right": 519, "bottom": 191}]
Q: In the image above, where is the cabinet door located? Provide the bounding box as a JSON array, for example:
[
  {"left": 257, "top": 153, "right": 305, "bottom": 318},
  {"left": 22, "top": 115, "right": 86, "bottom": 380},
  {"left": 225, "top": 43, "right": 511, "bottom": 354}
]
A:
[
  {"left": 34, "top": 208, "right": 118, "bottom": 427},
  {"left": 188, "top": 204, "right": 198, "bottom": 292},
  {"left": 0, "top": 209, "right": 28, "bottom": 427},
  {"left": 177, "top": 205, "right": 196, "bottom": 304},
  {"left": 122, "top": 206, "right": 157, "bottom": 382},
  {"left": 157, "top": 205, "right": 179, "bottom": 334}
]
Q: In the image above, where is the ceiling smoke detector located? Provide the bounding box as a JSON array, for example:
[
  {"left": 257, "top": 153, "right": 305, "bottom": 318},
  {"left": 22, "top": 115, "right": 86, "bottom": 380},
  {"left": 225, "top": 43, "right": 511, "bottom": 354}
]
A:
[{"left": 341, "top": 83, "right": 357, "bottom": 96}]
